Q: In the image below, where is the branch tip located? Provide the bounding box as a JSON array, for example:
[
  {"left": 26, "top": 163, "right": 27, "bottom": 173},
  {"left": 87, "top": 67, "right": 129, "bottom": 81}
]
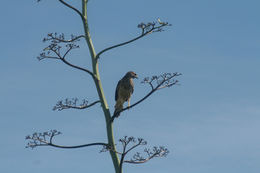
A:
[
  {"left": 53, "top": 98, "right": 100, "bottom": 111},
  {"left": 101, "top": 136, "right": 169, "bottom": 167},
  {"left": 25, "top": 130, "right": 108, "bottom": 149},
  {"left": 97, "top": 19, "right": 171, "bottom": 60},
  {"left": 37, "top": 32, "right": 95, "bottom": 77}
]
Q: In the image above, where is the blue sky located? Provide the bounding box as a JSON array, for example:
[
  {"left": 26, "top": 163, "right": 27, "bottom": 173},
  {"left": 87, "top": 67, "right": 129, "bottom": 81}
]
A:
[{"left": 1, "top": 0, "right": 260, "bottom": 173}]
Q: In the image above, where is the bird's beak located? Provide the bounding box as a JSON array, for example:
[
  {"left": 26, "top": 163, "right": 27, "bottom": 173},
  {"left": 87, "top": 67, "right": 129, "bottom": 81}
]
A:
[{"left": 135, "top": 75, "right": 138, "bottom": 79}]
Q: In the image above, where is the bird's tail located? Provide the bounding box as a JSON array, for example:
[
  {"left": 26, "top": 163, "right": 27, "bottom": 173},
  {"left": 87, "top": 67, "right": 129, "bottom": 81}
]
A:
[
  {"left": 113, "top": 99, "right": 124, "bottom": 119},
  {"left": 114, "top": 102, "right": 123, "bottom": 118}
]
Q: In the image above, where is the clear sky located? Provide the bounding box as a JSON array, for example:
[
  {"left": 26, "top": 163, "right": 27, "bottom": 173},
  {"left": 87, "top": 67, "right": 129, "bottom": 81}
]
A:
[{"left": 1, "top": 0, "right": 260, "bottom": 173}]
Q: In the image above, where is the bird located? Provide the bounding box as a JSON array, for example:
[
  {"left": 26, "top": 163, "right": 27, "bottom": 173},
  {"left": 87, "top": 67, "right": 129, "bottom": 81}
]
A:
[{"left": 113, "top": 71, "right": 138, "bottom": 119}]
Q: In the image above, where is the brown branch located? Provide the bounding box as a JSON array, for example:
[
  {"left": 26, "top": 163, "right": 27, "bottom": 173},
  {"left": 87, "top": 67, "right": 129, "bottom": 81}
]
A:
[
  {"left": 63, "top": 45, "right": 74, "bottom": 58},
  {"left": 124, "top": 146, "right": 169, "bottom": 164},
  {"left": 96, "top": 20, "right": 171, "bottom": 60},
  {"left": 58, "top": 35, "right": 85, "bottom": 43},
  {"left": 119, "top": 138, "right": 147, "bottom": 170},
  {"left": 37, "top": 54, "right": 60, "bottom": 60},
  {"left": 43, "top": 33, "right": 85, "bottom": 43},
  {"left": 60, "top": 57, "right": 95, "bottom": 78},
  {"left": 58, "top": 0, "right": 85, "bottom": 21},
  {"left": 119, "top": 141, "right": 127, "bottom": 173},
  {"left": 101, "top": 136, "right": 168, "bottom": 167},
  {"left": 48, "top": 142, "right": 109, "bottom": 149},
  {"left": 57, "top": 48, "right": 87, "bottom": 72},
  {"left": 125, "top": 138, "right": 146, "bottom": 155},
  {"left": 39, "top": 41, "right": 95, "bottom": 78},
  {"left": 46, "top": 34, "right": 85, "bottom": 43},
  {"left": 96, "top": 33, "right": 149, "bottom": 60},
  {"left": 26, "top": 130, "right": 108, "bottom": 149},
  {"left": 124, "top": 154, "right": 157, "bottom": 164},
  {"left": 62, "top": 100, "right": 100, "bottom": 110},
  {"left": 111, "top": 137, "right": 148, "bottom": 172},
  {"left": 100, "top": 145, "right": 123, "bottom": 155},
  {"left": 53, "top": 98, "right": 100, "bottom": 111}
]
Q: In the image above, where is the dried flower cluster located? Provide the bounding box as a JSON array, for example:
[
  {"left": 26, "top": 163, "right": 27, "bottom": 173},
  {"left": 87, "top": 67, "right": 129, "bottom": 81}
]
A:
[
  {"left": 100, "top": 136, "right": 169, "bottom": 171},
  {"left": 141, "top": 72, "right": 182, "bottom": 90},
  {"left": 126, "top": 146, "right": 169, "bottom": 164},
  {"left": 53, "top": 98, "right": 100, "bottom": 111},
  {"left": 37, "top": 33, "right": 82, "bottom": 61},
  {"left": 26, "top": 130, "right": 62, "bottom": 149},
  {"left": 137, "top": 19, "right": 171, "bottom": 34},
  {"left": 96, "top": 19, "right": 171, "bottom": 59},
  {"left": 43, "top": 33, "right": 83, "bottom": 44}
]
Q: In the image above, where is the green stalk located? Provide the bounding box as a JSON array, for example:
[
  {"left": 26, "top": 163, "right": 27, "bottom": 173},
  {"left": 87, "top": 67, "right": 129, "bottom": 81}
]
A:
[{"left": 81, "top": 1, "right": 120, "bottom": 172}]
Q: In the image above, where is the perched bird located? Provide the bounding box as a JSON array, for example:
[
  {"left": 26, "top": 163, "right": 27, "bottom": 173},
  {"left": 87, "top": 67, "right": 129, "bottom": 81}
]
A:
[{"left": 113, "top": 71, "right": 138, "bottom": 118}]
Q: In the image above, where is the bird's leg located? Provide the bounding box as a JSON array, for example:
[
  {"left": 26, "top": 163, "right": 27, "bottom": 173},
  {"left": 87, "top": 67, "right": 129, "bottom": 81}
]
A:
[{"left": 127, "top": 99, "right": 131, "bottom": 110}]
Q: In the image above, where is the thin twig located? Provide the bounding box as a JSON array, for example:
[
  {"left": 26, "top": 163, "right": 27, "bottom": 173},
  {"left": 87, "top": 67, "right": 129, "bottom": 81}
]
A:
[
  {"left": 124, "top": 146, "right": 169, "bottom": 164},
  {"left": 47, "top": 34, "right": 85, "bottom": 43},
  {"left": 101, "top": 136, "right": 168, "bottom": 166},
  {"left": 125, "top": 139, "right": 145, "bottom": 155},
  {"left": 48, "top": 142, "right": 109, "bottom": 149},
  {"left": 60, "top": 57, "right": 95, "bottom": 78},
  {"left": 100, "top": 145, "right": 123, "bottom": 155},
  {"left": 96, "top": 33, "right": 149, "bottom": 60},
  {"left": 119, "top": 142, "right": 127, "bottom": 173},
  {"left": 58, "top": 0, "right": 85, "bottom": 21},
  {"left": 63, "top": 46, "right": 73, "bottom": 58},
  {"left": 53, "top": 99, "right": 100, "bottom": 111},
  {"left": 96, "top": 21, "right": 171, "bottom": 60},
  {"left": 124, "top": 153, "right": 157, "bottom": 164},
  {"left": 48, "top": 45, "right": 95, "bottom": 78},
  {"left": 38, "top": 33, "right": 96, "bottom": 79},
  {"left": 64, "top": 100, "right": 100, "bottom": 110}
]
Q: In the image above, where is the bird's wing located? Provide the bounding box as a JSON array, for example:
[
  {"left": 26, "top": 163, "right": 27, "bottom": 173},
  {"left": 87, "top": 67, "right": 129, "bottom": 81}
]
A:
[
  {"left": 130, "top": 79, "right": 134, "bottom": 94},
  {"left": 115, "top": 80, "right": 122, "bottom": 101}
]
